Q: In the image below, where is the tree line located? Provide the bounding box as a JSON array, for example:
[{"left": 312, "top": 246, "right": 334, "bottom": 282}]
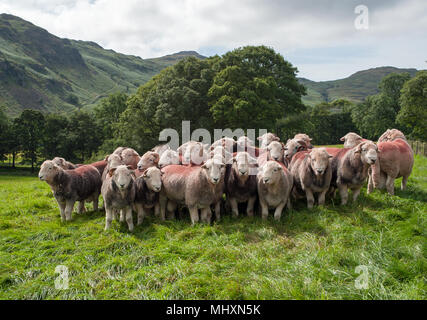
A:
[{"left": 0, "top": 46, "right": 425, "bottom": 171}]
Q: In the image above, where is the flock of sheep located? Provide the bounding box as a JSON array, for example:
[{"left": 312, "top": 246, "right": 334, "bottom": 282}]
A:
[{"left": 38, "top": 128, "right": 414, "bottom": 231}]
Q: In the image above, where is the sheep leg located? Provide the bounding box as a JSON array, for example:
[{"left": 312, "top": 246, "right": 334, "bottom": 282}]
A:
[
  {"left": 338, "top": 184, "right": 348, "bottom": 205},
  {"left": 229, "top": 197, "right": 239, "bottom": 218},
  {"left": 159, "top": 195, "right": 168, "bottom": 221},
  {"left": 318, "top": 189, "right": 327, "bottom": 206},
  {"left": 154, "top": 204, "right": 161, "bottom": 219},
  {"left": 260, "top": 199, "right": 269, "bottom": 220},
  {"left": 119, "top": 210, "right": 125, "bottom": 223},
  {"left": 386, "top": 175, "right": 395, "bottom": 195},
  {"left": 166, "top": 201, "right": 177, "bottom": 220},
  {"left": 105, "top": 206, "right": 113, "bottom": 230},
  {"left": 246, "top": 196, "right": 256, "bottom": 217},
  {"left": 57, "top": 200, "right": 66, "bottom": 221},
  {"left": 135, "top": 203, "right": 145, "bottom": 226},
  {"left": 367, "top": 173, "right": 374, "bottom": 194},
  {"left": 189, "top": 206, "right": 199, "bottom": 225},
  {"left": 352, "top": 186, "right": 362, "bottom": 202},
  {"left": 286, "top": 197, "right": 292, "bottom": 210},
  {"left": 201, "top": 208, "right": 211, "bottom": 223},
  {"left": 305, "top": 188, "right": 315, "bottom": 209},
  {"left": 64, "top": 200, "right": 75, "bottom": 221},
  {"left": 214, "top": 202, "right": 221, "bottom": 222},
  {"left": 273, "top": 202, "right": 286, "bottom": 221},
  {"left": 77, "top": 201, "right": 86, "bottom": 214},
  {"left": 125, "top": 207, "right": 134, "bottom": 232},
  {"left": 92, "top": 193, "right": 99, "bottom": 211},
  {"left": 401, "top": 176, "right": 408, "bottom": 191}
]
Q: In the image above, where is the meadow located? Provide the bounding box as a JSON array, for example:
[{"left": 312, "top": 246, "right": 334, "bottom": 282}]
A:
[{"left": 0, "top": 155, "right": 426, "bottom": 300}]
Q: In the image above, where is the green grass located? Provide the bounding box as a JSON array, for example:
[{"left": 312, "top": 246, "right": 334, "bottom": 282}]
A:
[{"left": 0, "top": 156, "right": 426, "bottom": 300}]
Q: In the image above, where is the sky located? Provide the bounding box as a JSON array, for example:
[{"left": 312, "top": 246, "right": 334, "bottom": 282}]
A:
[{"left": 1, "top": 0, "right": 426, "bottom": 81}]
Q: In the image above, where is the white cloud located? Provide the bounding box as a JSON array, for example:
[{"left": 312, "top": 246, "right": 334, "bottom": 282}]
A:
[{"left": 0, "top": 0, "right": 426, "bottom": 80}]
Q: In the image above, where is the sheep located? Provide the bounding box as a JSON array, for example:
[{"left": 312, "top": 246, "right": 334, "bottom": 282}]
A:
[
  {"left": 151, "top": 144, "right": 170, "bottom": 157},
  {"left": 368, "top": 129, "right": 414, "bottom": 195},
  {"left": 257, "top": 141, "right": 285, "bottom": 167},
  {"left": 210, "top": 146, "right": 233, "bottom": 165},
  {"left": 257, "top": 133, "right": 280, "bottom": 149},
  {"left": 158, "top": 149, "right": 181, "bottom": 168},
  {"left": 159, "top": 157, "right": 226, "bottom": 224},
  {"left": 257, "top": 160, "right": 293, "bottom": 220},
  {"left": 236, "top": 136, "right": 254, "bottom": 149},
  {"left": 210, "top": 137, "right": 236, "bottom": 153},
  {"left": 178, "top": 141, "right": 208, "bottom": 166},
  {"left": 137, "top": 151, "right": 160, "bottom": 171},
  {"left": 102, "top": 165, "right": 136, "bottom": 231},
  {"left": 377, "top": 129, "right": 407, "bottom": 143},
  {"left": 120, "top": 148, "right": 140, "bottom": 169},
  {"left": 289, "top": 148, "right": 333, "bottom": 208},
  {"left": 283, "top": 139, "right": 309, "bottom": 165},
  {"left": 330, "top": 141, "right": 379, "bottom": 205},
  {"left": 134, "top": 167, "right": 163, "bottom": 225},
  {"left": 38, "top": 160, "right": 102, "bottom": 221},
  {"left": 294, "top": 133, "right": 313, "bottom": 149},
  {"left": 340, "top": 132, "right": 368, "bottom": 148},
  {"left": 52, "top": 157, "right": 78, "bottom": 169},
  {"left": 225, "top": 152, "right": 258, "bottom": 217},
  {"left": 102, "top": 153, "right": 123, "bottom": 181}
]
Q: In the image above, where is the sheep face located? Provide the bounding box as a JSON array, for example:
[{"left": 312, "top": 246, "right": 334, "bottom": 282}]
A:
[
  {"left": 257, "top": 133, "right": 279, "bottom": 148},
  {"left": 234, "top": 152, "right": 257, "bottom": 176},
  {"left": 284, "top": 139, "right": 307, "bottom": 161},
  {"left": 309, "top": 148, "right": 332, "bottom": 176},
  {"left": 183, "top": 143, "right": 205, "bottom": 165},
  {"left": 237, "top": 136, "right": 254, "bottom": 150},
  {"left": 121, "top": 148, "right": 140, "bottom": 166},
  {"left": 52, "top": 157, "right": 66, "bottom": 168},
  {"left": 267, "top": 141, "right": 284, "bottom": 162},
  {"left": 201, "top": 157, "right": 225, "bottom": 185},
  {"left": 357, "top": 142, "right": 379, "bottom": 165},
  {"left": 39, "top": 160, "right": 61, "bottom": 182},
  {"left": 340, "top": 132, "right": 363, "bottom": 148},
  {"left": 294, "top": 134, "right": 313, "bottom": 148},
  {"left": 210, "top": 146, "right": 233, "bottom": 164},
  {"left": 106, "top": 153, "right": 123, "bottom": 169},
  {"left": 158, "top": 150, "right": 180, "bottom": 168},
  {"left": 260, "top": 161, "right": 282, "bottom": 185},
  {"left": 142, "top": 167, "right": 162, "bottom": 192},
  {"left": 110, "top": 165, "right": 134, "bottom": 191},
  {"left": 137, "top": 152, "right": 159, "bottom": 170}
]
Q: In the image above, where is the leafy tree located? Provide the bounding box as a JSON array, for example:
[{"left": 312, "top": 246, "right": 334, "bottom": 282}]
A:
[
  {"left": 117, "top": 57, "right": 215, "bottom": 151},
  {"left": 208, "top": 46, "right": 306, "bottom": 130},
  {"left": 67, "top": 111, "right": 101, "bottom": 162},
  {"left": 0, "top": 107, "right": 9, "bottom": 160},
  {"left": 14, "top": 109, "right": 45, "bottom": 172},
  {"left": 397, "top": 70, "right": 427, "bottom": 141},
  {"left": 41, "top": 114, "right": 71, "bottom": 160}
]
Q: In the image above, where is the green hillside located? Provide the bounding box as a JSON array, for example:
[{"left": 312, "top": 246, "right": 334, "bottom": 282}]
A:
[
  {"left": 0, "top": 14, "right": 204, "bottom": 116},
  {"left": 300, "top": 66, "right": 418, "bottom": 106}
]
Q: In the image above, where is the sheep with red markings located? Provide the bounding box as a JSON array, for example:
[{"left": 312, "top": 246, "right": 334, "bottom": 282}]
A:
[
  {"left": 340, "top": 132, "right": 368, "bottom": 148},
  {"left": 257, "top": 141, "right": 285, "bottom": 167},
  {"left": 368, "top": 129, "right": 414, "bottom": 195},
  {"left": 38, "top": 160, "right": 102, "bottom": 221},
  {"left": 159, "top": 157, "right": 226, "bottom": 224},
  {"left": 102, "top": 165, "right": 136, "bottom": 231},
  {"left": 137, "top": 151, "right": 159, "bottom": 171},
  {"left": 225, "top": 152, "right": 258, "bottom": 218},
  {"left": 289, "top": 148, "right": 333, "bottom": 208},
  {"left": 257, "top": 133, "right": 280, "bottom": 149},
  {"left": 283, "top": 139, "right": 309, "bottom": 165},
  {"left": 294, "top": 133, "right": 313, "bottom": 149},
  {"left": 257, "top": 161, "right": 293, "bottom": 220},
  {"left": 158, "top": 149, "right": 181, "bottom": 168},
  {"left": 330, "top": 141, "right": 378, "bottom": 205},
  {"left": 52, "top": 157, "right": 78, "bottom": 170}
]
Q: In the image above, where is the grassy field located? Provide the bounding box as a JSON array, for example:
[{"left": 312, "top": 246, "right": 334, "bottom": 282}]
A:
[{"left": 0, "top": 156, "right": 426, "bottom": 300}]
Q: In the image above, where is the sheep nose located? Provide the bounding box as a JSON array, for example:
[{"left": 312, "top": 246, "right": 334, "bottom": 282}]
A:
[
  {"left": 264, "top": 178, "right": 270, "bottom": 183},
  {"left": 317, "top": 169, "right": 323, "bottom": 173},
  {"left": 120, "top": 183, "right": 125, "bottom": 188},
  {"left": 273, "top": 156, "right": 279, "bottom": 160},
  {"left": 239, "top": 170, "right": 247, "bottom": 175},
  {"left": 212, "top": 177, "right": 219, "bottom": 183}
]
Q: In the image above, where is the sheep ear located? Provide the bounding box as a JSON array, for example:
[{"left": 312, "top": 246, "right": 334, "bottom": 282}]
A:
[
  {"left": 153, "top": 152, "right": 160, "bottom": 164},
  {"left": 274, "top": 136, "right": 280, "bottom": 141},
  {"left": 142, "top": 168, "right": 149, "bottom": 177},
  {"left": 109, "top": 168, "right": 117, "bottom": 177},
  {"left": 340, "top": 136, "right": 346, "bottom": 142},
  {"left": 104, "top": 154, "right": 110, "bottom": 161}
]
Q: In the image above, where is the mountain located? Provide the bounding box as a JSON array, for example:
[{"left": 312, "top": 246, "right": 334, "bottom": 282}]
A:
[
  {"left": 299, "top": 66, "right": 418, "bottom": 106},
  {"left": 0, "top": 14, "right": 205, "bottom": 116}
]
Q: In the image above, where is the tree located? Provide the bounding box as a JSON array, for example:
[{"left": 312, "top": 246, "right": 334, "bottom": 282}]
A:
[
  {"left": 0, "top": 107, "right": 9, "bottom": 161},
  {"left": 14, "top": 109, "right": 45, "bottom": 172},
  {"left": 67, "top": 111, "right": 101, "bottom": 162},
  {"left": 41, "top": 114, "right": 71, "bottom": 160},
  {"left": 397, "top": 70, "right": 427, "bottom": 141},
  {"left": 208, "top": 46, "right": 306, "bottom": 131},
  {"left": 117, "top": 57, "right": 216, "bottom": 151}
]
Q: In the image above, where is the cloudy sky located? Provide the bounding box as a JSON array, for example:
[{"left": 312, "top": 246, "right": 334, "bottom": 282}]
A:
[{"left": 1, "top": 0, "right": 426, "bottom": 80}]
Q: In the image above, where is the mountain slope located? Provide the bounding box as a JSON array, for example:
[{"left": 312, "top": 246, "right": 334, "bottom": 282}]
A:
[
  {"left": 300, "top": 66, "right": 418, "bottom": 106},
  {"left": 0, "top": 14, "right": 204, "bottom": 116}
]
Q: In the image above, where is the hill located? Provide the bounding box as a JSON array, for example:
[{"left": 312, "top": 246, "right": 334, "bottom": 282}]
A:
[
  {"left": 300, "top": 66, "right": 418, "bottom": 106},
  {"left": 0, "top": 14, "right": 204, "bottom": 116}
]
